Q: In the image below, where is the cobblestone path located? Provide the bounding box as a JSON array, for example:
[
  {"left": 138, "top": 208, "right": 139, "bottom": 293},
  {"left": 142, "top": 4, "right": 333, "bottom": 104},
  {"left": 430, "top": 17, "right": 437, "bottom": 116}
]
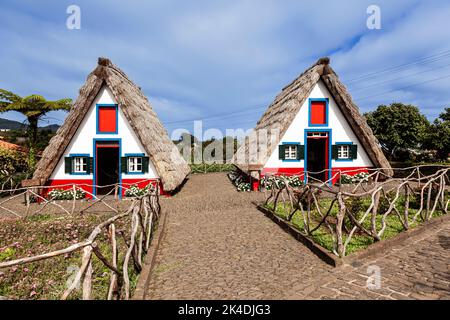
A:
[{"left": 145, "top": 173, "right": 450, "bottom": 300}]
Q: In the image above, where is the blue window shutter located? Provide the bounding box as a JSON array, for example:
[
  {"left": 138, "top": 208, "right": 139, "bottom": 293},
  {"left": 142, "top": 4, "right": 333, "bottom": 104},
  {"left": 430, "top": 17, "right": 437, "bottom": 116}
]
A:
[
  {"left": 86, "top": 157, "right": 93, "bottom": 174},
  {"left": 332, "top": 145, "right": 339, "bottom": 160},
  {"left": 278, "top": 145, "right": 285, "bottom": 160},
  {"left": 142, "top": 157, "right": 149, "bottom": 173},
  {"left": 65, "top": 157, "right": 72, "bottom": 174},
  {"left": 350, "top": 145, "right": 358, "bottom": 160},
  {"left": 296, "top": 145, "right": 304, "bottom": 160},
  {"left": 121, "top": 157, "right": 128, "bottom": 173}
]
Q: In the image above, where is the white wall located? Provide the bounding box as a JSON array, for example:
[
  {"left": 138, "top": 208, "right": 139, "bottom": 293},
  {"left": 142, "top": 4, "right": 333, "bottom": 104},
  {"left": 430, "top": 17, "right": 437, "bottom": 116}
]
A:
[
  {"left": 50, "top": 86, "right": 159, "bottom": 180},
  {"left": 264, "top": 80, "right": 374, "bottom": 169}
]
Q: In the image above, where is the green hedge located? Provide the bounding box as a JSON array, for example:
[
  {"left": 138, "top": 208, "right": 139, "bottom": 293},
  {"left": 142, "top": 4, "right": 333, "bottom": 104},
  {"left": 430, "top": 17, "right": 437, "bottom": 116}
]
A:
[{"left": 190, "top": 163, "right": 235, "bottom": 174}]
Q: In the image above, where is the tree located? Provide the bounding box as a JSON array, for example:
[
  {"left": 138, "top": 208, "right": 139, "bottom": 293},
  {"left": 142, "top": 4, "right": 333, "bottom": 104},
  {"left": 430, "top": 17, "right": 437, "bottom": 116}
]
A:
[
  {"left": 425, "top": 108, "right": 450, "bottom": 160},
  {"left": 364, "top": 103, "right": 430, "bottom": 160},
  {"left": 0, "top": 89, "right": 72, "bottom": 169}
]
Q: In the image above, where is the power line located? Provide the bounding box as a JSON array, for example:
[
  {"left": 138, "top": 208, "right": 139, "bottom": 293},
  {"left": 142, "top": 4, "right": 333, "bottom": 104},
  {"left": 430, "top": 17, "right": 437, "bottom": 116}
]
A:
[
  {"left": 345, "top": 49, "right": 450, "bottom": 84},
  {"left": 166, "top": 51, "right": 450, "bottom": 125},
  {"left": 355, "top": 72, "right": 450, "bottom": 102},
  {"left": 164, "top": 106, "right": 266, "bottom": 124},
  {"left": 349, "top": 62, "right": 450, "bottom": 93},
  {"left": 165, "top": 114, "right": 260, "bottom": 127}
]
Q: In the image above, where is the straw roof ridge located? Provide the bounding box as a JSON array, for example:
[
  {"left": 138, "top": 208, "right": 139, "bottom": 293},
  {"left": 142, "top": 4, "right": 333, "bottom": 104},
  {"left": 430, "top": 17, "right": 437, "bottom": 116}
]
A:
[
  {"left": 33, "top": 57, "right": 190, "bottom": 191},
  {"left": 234, "top": 57, "right": 393, "bottom": 176}
]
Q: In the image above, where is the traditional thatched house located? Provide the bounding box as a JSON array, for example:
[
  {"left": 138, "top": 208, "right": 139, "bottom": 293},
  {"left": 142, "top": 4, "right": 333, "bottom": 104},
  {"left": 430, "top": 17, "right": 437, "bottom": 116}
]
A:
[
  {"left": 234, "top": 57, "right": 392, "bottom": 189},
  {"left": 31, "top": 57, "right": 190, "bottom": 197}
]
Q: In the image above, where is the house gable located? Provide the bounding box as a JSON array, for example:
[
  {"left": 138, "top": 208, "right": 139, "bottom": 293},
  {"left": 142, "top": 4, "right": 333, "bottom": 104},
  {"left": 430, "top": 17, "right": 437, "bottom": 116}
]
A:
[
  {"left": 33, "top": 57, "right": 190, "bottom": 192},
  {"left": 50, "top": 85, "right": 158, "bottom": 181},
  {"left": 234, "top": 57, "right": 392, "bottom": 179},
  {"left": 264, "top": 80, "right": 374, "bottom": 171}
]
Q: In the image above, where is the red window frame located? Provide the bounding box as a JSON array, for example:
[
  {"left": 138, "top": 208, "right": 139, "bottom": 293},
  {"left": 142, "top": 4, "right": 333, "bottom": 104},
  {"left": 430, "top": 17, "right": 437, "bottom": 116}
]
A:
[
  {"left": 97, "top": 105, "right": 118, "bottom": 134},
  {"left": 309, "top": 100, "right": 328, "bottom": 126}
]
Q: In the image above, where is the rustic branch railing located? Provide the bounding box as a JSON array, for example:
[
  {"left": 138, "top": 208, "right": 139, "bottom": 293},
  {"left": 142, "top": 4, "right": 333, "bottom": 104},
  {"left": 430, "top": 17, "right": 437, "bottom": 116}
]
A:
[
  {"left": 263, "top": 166, "right": 449, "bottom": 257},
  {"left": 0, "top": 181, "right": 161, "bottom": 300},
  {"left": 0, "top": 178, "right": 157, "bottom": 218}
]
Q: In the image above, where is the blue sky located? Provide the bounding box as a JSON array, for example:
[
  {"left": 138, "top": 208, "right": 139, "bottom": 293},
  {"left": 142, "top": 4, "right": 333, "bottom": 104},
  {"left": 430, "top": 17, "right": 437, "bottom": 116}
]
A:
[{"left": 1, "top": 0, "right": 449, "bottom": 140}]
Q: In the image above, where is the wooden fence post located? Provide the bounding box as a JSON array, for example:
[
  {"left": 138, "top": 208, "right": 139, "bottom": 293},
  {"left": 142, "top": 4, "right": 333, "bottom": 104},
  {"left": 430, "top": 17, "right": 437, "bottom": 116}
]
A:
[{"left": 336, "top": 192, "right": 346, "bottom": 257}]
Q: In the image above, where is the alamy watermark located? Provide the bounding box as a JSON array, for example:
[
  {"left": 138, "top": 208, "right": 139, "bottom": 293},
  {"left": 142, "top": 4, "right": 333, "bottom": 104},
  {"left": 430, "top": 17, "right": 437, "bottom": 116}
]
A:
[
  {"left": 169, "top": 121, "right": 281, "bottom": 166},
  {"left": 66, "top": 5, "right": 81, "bottom": 30},
  {"left": 367, "top": 5, "right": 381, "bottom": 30},
  {"left": 66, "top": 265, "right": 81, "bottom": 291},
  {"left": 366, "top": 265, "right": 381, "bottom": 290}
]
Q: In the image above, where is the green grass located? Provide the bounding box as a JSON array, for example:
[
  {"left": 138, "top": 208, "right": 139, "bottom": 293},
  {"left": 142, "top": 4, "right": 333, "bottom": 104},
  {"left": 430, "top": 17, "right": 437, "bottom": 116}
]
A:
[
  {"left": 0, "top": 247, "right": 16, "bottom": 262},
  {"left": 190, "top": 163, "right": 235, "bottom": 174},
  {"left": 264, "top": 191, "right": 449, "bottom": 256},
  {"left": 26, "top": 213, "right": 52, "bottom": 222}
]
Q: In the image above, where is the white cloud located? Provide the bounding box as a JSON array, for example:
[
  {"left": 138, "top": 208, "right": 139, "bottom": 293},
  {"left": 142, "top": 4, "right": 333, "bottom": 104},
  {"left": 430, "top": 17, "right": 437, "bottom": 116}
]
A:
[{"left": 0, "top": 0, "right": 448, "bottom": 134}]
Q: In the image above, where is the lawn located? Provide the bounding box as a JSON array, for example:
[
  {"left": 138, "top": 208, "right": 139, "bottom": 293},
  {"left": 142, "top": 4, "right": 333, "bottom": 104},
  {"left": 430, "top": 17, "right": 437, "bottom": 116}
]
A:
[
  {"left": 264, "top": 191, "right": 448, "bottom": 256},
  {"left": 0, "top": 211, "right": 138, "bottom": 300}
]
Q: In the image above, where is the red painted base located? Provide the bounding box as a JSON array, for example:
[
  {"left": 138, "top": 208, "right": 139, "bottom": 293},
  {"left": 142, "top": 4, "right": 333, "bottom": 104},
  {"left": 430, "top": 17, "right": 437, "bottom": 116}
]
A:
[
  {"left": 42, "top": 179, "right": 167, "bottom": 200},
  {"left": 122, "top": 179, "right": 168, "bottom": 196},
  {"left": 261, "top": 166, "right": 371, "bottom": 186}
]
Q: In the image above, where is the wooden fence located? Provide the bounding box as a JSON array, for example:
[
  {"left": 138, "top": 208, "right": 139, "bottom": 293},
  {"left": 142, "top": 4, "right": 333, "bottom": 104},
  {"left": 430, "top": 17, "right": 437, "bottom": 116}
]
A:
[
  {"left": 263, "top": 166, "right": 450, "bottom": 257},
  {"left": 0, "top": 182, "right": 161, "bottom": 300}
]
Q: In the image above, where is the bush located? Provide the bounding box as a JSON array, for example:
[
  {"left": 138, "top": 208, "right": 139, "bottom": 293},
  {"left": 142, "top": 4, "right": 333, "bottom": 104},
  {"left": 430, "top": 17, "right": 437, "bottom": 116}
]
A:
[
  {"left": 237, "top": 182, "right": 251, "bottom": 192},
  {"left": 124, "top": 183, "right": 155, "bottom": 197},
  {"left": 260, "top": 175, "right": 303, "bottom": 190},
  {"left": 340, "top": 172, "right": 369, "bottom": 184},
  {"left": 0, "top": 148, "right": 28, "bottom": 180},
  {"left": 190, "top": 163, "right": 235, "bottom": 174},
  {"left": 48, "top": 188, "right": 86, "bottom": 200},
  {"left": 228, "top": 171, "right": 251, "bottom": 192}
]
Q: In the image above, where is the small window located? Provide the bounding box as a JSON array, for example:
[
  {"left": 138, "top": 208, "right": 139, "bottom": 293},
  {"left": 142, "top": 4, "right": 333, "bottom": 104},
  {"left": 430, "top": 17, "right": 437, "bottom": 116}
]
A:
[
  {"left": 337, "top": 145, "right": 350, "bottom": 159},
  {"left": 284, "top": 145, "right": 297, "bottom": 160},
  {"left": 307, "top": 132, "right": 328, "bottom": 137},
  {"left": 279, "top": 144, "right": 304, "bottom": 161},
  {"left": 309, "top": 99, "right": 328, "bottom": 126},
  {"left": 73, "top": 157, "right": 87, "bottom": 173},
  {"left": 128, "top": 157, "right": 143, "bottom": 173},
  {"left": 97, "top": 105, "right": 118, "bottom": 133}
]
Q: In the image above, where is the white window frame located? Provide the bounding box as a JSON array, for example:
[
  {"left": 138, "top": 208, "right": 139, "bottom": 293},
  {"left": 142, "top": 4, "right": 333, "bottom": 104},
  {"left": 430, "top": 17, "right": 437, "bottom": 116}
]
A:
[
  {"left": 73, "top": 157, "right": 87, "bottom": 173},
  {"left": 128, "top": 156, "right": 143, "bottom": 173},
  {"left": 307, "top": 132, "right": 328, "bottom": 137},
  {"left": 337, "top": 145, "right": 350, "bottom": 159},
  {"left": 284, "top": 145, "right": 297, "bottom": 160}
]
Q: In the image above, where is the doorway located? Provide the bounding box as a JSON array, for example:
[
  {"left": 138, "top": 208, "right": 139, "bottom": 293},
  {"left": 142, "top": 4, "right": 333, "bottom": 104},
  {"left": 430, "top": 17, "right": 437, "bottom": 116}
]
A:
[
  {"left": 95, "top": 141, "right": 120, "bottom": 195},
  {"left": 306, "top": 131, "right": 329, "bottom": 182}
]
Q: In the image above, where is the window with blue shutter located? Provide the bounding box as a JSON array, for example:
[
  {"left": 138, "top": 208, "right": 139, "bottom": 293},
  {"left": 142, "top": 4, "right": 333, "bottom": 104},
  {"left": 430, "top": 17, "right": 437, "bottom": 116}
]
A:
[
  {"left": 332, "top": 143, "right": 357, "bottom": 161},
  {"left": 279, "top": 143, "right": 303, "bottom": 161},
  {"left": 64, "top": 154, "right": 92, "bottom": 174},
  {"left": 123, "top": 154, "right": 150, "bottom": 174}
]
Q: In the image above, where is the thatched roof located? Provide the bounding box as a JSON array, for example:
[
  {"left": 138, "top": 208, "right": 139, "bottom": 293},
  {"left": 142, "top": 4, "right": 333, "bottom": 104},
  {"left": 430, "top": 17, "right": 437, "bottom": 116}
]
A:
[
  {"left": 234, "top": 57, "right": 393, "bottom": 176},
  {"left": 33, "top": 57, "right": 190, "bottom": 191}
]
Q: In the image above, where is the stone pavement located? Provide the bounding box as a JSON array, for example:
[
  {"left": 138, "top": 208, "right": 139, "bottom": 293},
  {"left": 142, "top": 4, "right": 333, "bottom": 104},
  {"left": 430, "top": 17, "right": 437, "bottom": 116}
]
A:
[{"left": 144, "top": 173, "right": 450, "bottom": 300}]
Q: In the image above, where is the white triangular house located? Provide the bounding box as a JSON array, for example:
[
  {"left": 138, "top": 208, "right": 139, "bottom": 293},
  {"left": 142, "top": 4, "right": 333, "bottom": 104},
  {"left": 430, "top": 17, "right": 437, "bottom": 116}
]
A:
[
  {"left": 234, "top": 57, "right": 392, "bottom": 189},
  {"left": 32, "top": 58, "right": 190, "bottom": 197}
]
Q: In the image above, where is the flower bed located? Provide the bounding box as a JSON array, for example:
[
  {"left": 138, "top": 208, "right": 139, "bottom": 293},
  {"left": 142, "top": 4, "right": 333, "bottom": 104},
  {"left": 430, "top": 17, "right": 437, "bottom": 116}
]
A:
[
  {"left": 260, "top": 175, "right": 303, "bottom": 190},
  {"left": 124, "top": 183, "right": 156, "bottom": 197},
  {"left": 48, "top": 188, "right": 86, "bottom": 200},
  {"left": 340, "top": 172, "right": 369, "bottom": 184},
  {"left": 228, "top": 171, "right": 251, "bottom": 192}
]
